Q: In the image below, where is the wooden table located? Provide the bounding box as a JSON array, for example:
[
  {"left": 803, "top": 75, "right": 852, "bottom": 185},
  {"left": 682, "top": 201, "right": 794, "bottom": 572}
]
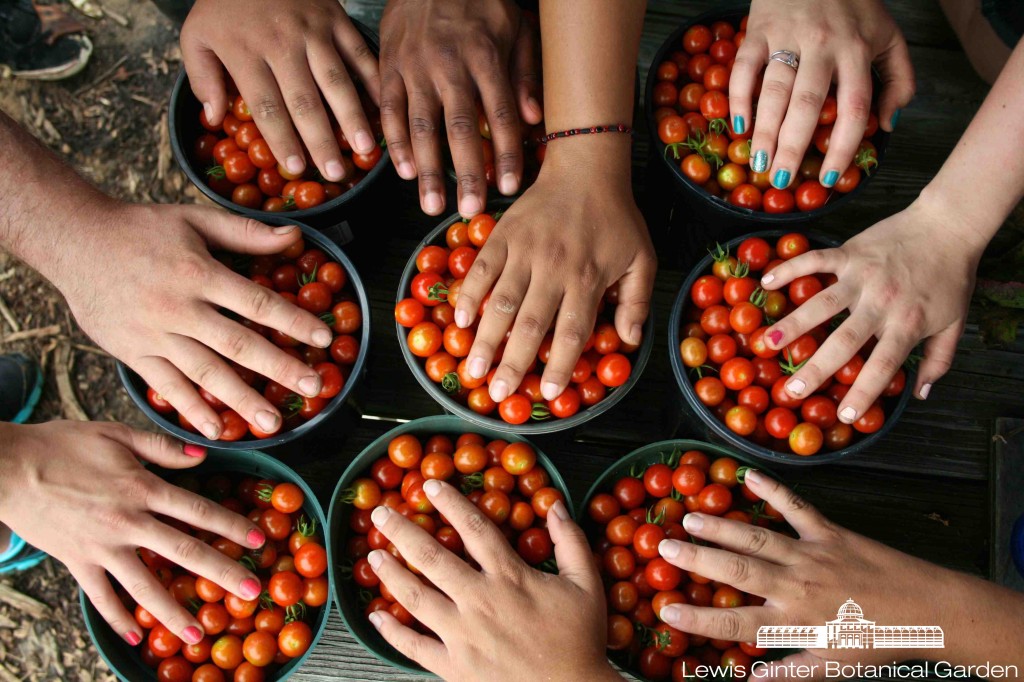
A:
[{"left": 271, "top": 1, "right": 1024, "bottom": 679}]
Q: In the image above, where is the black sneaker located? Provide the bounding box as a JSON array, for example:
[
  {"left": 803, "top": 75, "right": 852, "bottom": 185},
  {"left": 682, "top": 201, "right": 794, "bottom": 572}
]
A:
[
  {"left": 0, "top": 0, "right": 93, "bottom": 81},
  {"left": 0, "top": 353, "right": 43, "bottom": 423}
]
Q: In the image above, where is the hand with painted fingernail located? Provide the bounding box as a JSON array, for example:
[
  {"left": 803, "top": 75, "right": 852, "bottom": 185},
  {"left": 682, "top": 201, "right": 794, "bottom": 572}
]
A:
[
  {"left": 181, "top": 0, "right": 381, "bottom": 183},
  {"left": 363, "top": 479, "right": 617, "bottom": 681},
  {"left": 732, "top": 0, "right": 914, "bottom": 190},
  {"left": 0, "top": 421, "right": 266, "bottom": 648},
  {"left": 656, "top": 469, "right": 1024, "bottom": 676},
  {"left": 379, "top": 0, "right": 542, "bottom": 218}
]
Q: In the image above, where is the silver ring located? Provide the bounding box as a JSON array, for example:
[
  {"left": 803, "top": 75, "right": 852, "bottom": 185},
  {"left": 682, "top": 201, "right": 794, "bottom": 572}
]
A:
[{"left": 769, "top": 49, "right": 800, "bottom": 71}]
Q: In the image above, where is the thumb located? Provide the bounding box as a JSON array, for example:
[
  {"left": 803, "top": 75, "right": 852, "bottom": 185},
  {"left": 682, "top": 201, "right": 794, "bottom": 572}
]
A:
[
  {"left": 510, "top": 18, "right": 542, "bottom": 125},
  {"left": 180, "top": 36, "right": 230, "bottom": 127},
  {"left": 613, "top": 252, "right": 656, "bottom": 348},
  {"left": 914, "top": 322, "right": 962, "bottom": 399},
  {"left": 106, "top": 424, "right": 207, "bottom": 469},
  {"left": 191, "top": 209, "right": 305, "bottom": 256},
  {"left": 547, "top": 500, "right": 602, "bottom": 597},
  {"left": 874, "top": 37, "right": 915, "bottom": 132}
]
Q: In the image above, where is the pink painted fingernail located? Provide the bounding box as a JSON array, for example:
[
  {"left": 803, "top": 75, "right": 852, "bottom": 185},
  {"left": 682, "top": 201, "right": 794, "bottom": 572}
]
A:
[
  {"left": 183, "top": 444, "right": 206, "bottom": 458},
  {"left": 183, "top": 626, "right": 203, "bottom": 645},
  {"left": 368, "top": 611, "right": 384, "bottom": 630},
  {"left": 240, "top": 578, "right": 261, "bottom": 600},
  {"left": 768, "top": 330, "right": 783, "bottom": 346},
  {"left": 247, "top": 528, "right": 266, "bottom": 548},
  {"left": 124, "top": 631, "right": 141, "bottom": 646},
  {"left": 919, "top": 383, "right": 932, "bottom": 400}
]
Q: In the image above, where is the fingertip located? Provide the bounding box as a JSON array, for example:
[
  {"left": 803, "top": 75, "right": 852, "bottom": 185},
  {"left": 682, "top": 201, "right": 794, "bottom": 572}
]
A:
[
  {"left": 549, "top": 499, "right": 569, "bottom": 523},
  {"left": 368, "top": 610, "right": 384, "bottom": 631},
  {"left": 540, "top": 381, "right": 561, "bottom": 402},
  {"left": 183, "top": 444, "right": 207, "bottom": 459}
]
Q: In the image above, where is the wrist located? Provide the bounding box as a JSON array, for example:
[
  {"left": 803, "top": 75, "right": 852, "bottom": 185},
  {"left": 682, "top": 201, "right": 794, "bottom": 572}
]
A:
[
  {"left": 539, "top": 133, "right": 633, "bottom": 189},
  {"left": 915, "top": 181, "right": 1000, "bottom": 258},
  {"left": 0, "top": 423, "right": 28, "bottom": 516}
]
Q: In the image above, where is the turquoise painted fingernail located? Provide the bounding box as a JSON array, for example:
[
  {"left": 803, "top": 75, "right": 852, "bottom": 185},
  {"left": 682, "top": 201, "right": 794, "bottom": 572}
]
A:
[
  {"left": 890, "top": 109, "right": 901, "bottom": 129},
  {"left": 751, "top": 150, "right": 768, "bottom": 173},
  {"left": 732, "top": 115, "right": 745, "bottom": 134},
  {"left": 771, "top": 169, "right": 791, "bottom": 189},
  {"left": 822, "top": 169, "right": 840, "bottom": 188}
]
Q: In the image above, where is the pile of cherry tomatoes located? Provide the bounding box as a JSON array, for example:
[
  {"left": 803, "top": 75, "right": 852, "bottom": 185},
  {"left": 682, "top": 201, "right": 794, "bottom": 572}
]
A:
[
  {"left": 144, "top": 236, "right": 363, "bottom": 441},
  {"left": 340, "top": 431, "right": 567, "bottom": 633},
  {"left": 586, "top": 449, "right": 780, "bottom": 681},
  {"left": 680, "top": 234, "right": 904, "bottom": 456},
  {"left": 191, "top": 92, "right": 383, "bottom": 213},
  {"left": 396, "top": 211, "right": 639, "bottom": 425},
  {"left": 128, "top": 474, "right": 327, "bottom": 681},
  {"left": 651, "top": 15, "right": 881, "bottom": 213}
]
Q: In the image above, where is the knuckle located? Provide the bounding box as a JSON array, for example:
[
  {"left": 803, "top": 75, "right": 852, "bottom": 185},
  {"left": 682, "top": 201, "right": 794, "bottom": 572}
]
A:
[
  {"left": 834, "top": 325, "right": 862, "bottom": 353},
  {"left": 490, "top": 293, "right": 518, "bottom": 318},
  {"left": 761, "top": 78, "right": 791, "bottom": 100},
  {"left": 576, "top": 259, "right": 600, "bottom": 290},
  {"left": 817, "top": 288, "right": 843, "bottom": 313},
  {"left": 352, "top": 41, "right": 374, "bottom": 62},
  {"left": 742, "top": 527, "right": 770, "bottom": 555},
  {"left": 457, "top": 171, "right": 482, "bottom": 193},
  {"left": 468, "top": 257, "right": 491, "bottom": 281},
  {"left": 289, "top": 92, "right": 322, "bottom": 118},
  {"left": 495, "top": 150, "right": 519, "bottom": 171},
  {"left": 176, "top": 255, "right": 209, "bottom": 283},
  {"left": 489, "top": 101, "right": 517, "bottom": 129},
  {"left": 402, "top": 583, "right": 425, "bottom": 613},
  {"left": 843, "top": 91, "right": 872, "bottom": 122},
  {"left": 785, "top": 489, "right": 811, "bottom": 513},
  {"left": 190, "top": 496, "right": 214, "bottom": 524},
  {"left": 461, "top": 510, "right": 490, "bottom": 539},
  {"left": 253, "top": 96, "right": 283, "bottom": 122},
  {"left": 446, "top": 112, "right": 477, "bottom": 141},
  {"left": 413, "top": 541, "right": 445, "bottom": 570},
  {"left": 191, "top": 359, "right": 220, "bottom": 388},
  {"left": 410, "top": 116, "right": 436, "bottom": 138},
  {"left": 515, "top": 314, "right": 546, "bottom": 340},
  {"left": 794, "top": 89, "right": 825, "bottom": 112},
  {"left": 128, "top": 578, "right": 154, "bottom": 603},
  {"left": 558, "top": 324, "right": 587, "bottom": 349},
  {"left": 246, "top": 286, "right": 276, "bottom": 319},
  {"left": 379, "top": 96, "right": 404, "bottom": 118},
  {"left": 222, "top": 329, "right": 252, "bottom": 360},
  {"left": 323, "top": 65, "right": 353, "bottom": 88},
  {"left": 99, "top": 508, "right": 132, "bottom": 533},
  {"left": 724, "top": 554, "right": 750, "bottom": 584},
  {"left": 716, "top": 610, "right": 744, "bottom": 641},
  {"left": 874, "top": 354, "right": 903, "bottom": 381},
  {"left": 175, "top": 536, "right": 203, "bottom": 563}
]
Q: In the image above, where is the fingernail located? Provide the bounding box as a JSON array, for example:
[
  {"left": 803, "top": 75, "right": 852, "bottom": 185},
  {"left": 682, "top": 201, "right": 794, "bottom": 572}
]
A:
[
  {"left": 200, "top": 421, "right": 220, "bottom": 440},
  {"left": 771, "top": 169, "right": 791, "bottom": 189},
  {"left": 630, "top": 324, "right": 643, "bottom": 345},
  {"left": 247, "top": 528, "right": 266, "bottom": 548},
  {"left": 682, "top": 514, "right": 704, "bottom": 533},
  {"left": 460, "top": 195, "right": 482, "bottom": 217},
  {"left": 240, "top": 577, "right": 261, "bottom": 599},
  {"left": 183, "top": 626, "right": 203, "bottom": 645},
  {"left": 786, "top": 378, "right": 806, "bottom": 396},
  {"left": 255, "top": 410, "right": 279, "bottom": 432},
  {"left": 203, "top": 102, "right": 214, "bottom": 122},
  {"left": 751, "top": 150, "right": 768, "bottom": 173},
  {"left": 354, "top": 130, "right": 374, "bottom": 153},
  {"left": 454, "top": 309, "right": 470, "bottom": 328},
  {"left": 423, "top": 192, "right": 443, "bottom": 215},
  {"left": 398, "top": 161, "right": 415, "bottom": 179},
  {"left": 312, "top": 328, "right": 333, "bottom": 348},
  {"left": 659, "top": 539, "right": 682, "bottom": 559},
  {"left": 767, "top": 330, "right": 783, "bottom": 346},
  {"left": 285, "top": 155, "right": 304, "bottom": 175},
  {"left": 550, "top": 499, "right": 569, "bottom": 521},
  {"left": 124, "top": 631, "right": 141, "bottom": 646},
  {"left": 468, "top": 356, "right": 487, "bottom": 379},
  {"left": 325, "top": 160, "right": 345, "bottom": 181},
  {"left": 527, "top": 96, "right": 541, "bottom": 114},
  {"left": 890, "top": 109, "right": 901, "bottom": 129},
  {"left": 744, "top": 469, "right": 764, "bottom": 485},
  {"left": 660, "top": 604, "right": 682, "bottom": 623},
  {"left": 732, "top": 115, "right": 745, "bottom": 134},
  {"left": 368, "top": 611, "right": 384, "bottom": 630},
  {"left": 490, "top": 379, "right": 509, "bottom": 402},
  {"left": 839, "top": 406, "right": 858, "bottom": 423},
  {"left": 761, "top": 273, "right": 775, "bottom": 285},
  {"left": 822, "top": 170, "right": 840, "bottom": 188},
  {"left": 298, "top": 376, "right": 320, "bottom": 397},
  {"left": 273, "top": 225, "right": 297, "bottom": 235},
  {"left": 183, "top": 444, "right": 206, "bottom": 458},
  {"left": 423, "top": 479, "right": 442, "bottom": 496},
  {"left": 919, "top": 383, "right": 932, "bottom": 400},
  {"left": 368, "top": 549, "right": 384, "bottom": 570},
  {"left": 541, "top": 381, "right": 560, "bottom": 402},
  {"left": 371, "top": 506, "right": 390, "bottom": 528},
  {"left": 499, "top": 173, "right": 518, "bottom": 195}
]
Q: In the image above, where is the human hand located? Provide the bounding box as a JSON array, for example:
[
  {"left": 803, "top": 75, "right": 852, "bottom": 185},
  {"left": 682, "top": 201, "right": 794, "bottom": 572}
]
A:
[
  {"left": 452, "top": 140, "right": 656, "bottom": 404},
  {"left": 58, "top": 202, "right": 333, "bottom": 439},
  {"left": 732, "top": 0, "right": 914, "bottom": 189},
  {"left": 181, "top": 0, "right": 381, "bottom": 182},
  {"left": 379, "top": 0, "right": 542, "bottom": 217},
  {"left": 364, "top": 479, "right": 617, "bottom": 681},
  {"left": 0, "top": 421, "right": 266, "bottom": 647},
  {"left": 760, "top": 197, "right": 979, "bottom": 423}
]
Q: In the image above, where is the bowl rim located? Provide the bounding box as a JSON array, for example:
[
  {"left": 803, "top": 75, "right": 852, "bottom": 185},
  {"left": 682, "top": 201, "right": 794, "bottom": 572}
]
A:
[
  {"left": 326, "top": 414, "right": 575, "bottom": 675},
  {"left": 118, "top": 217, "right": 371, "bottom": 449},
  {"left": 394, "top": 204, "right": 655, "bottom": 435},
  {"left": 642, "top": 5, "right": 890, "bottom": 222},
  {"left": 79, "top": 447, "right": 331, "bottom": 682},
  {"left": 667, "top": 229, "right": 914, "bottom": 465}
]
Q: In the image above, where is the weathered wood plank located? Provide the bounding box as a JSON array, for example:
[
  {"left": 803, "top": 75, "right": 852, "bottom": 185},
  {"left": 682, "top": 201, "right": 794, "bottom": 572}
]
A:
[{"left": 992, "top": 419, "right": 1024, "bottom": 591}]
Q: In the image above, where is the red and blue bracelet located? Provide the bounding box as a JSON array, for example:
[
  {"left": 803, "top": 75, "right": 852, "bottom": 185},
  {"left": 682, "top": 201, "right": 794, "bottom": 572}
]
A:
[{"left": 540, "top": 123, "right": 633, "bottom": 144}]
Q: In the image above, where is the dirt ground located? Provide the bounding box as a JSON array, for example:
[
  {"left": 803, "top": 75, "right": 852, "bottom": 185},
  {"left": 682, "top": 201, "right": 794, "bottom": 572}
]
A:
[{"left": 0, "top": 2, "right": 195, "bottom": 679}]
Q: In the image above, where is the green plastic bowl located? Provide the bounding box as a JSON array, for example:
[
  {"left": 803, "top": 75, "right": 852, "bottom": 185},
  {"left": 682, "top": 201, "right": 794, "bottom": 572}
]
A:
[
  {"left": 80, "top": 448, "right": 331, "bottom": 682},
  {"left": 326, "top": 415, "right": 574, "bottom": 675}
]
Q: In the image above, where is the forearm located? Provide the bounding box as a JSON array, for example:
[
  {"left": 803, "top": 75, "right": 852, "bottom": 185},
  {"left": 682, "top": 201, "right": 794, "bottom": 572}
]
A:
[
  {"left": 0, "top": 111, "right": 112, "bottom": 285},
  {"left": 918, "top": 40, "right": 1024, "bottom": 252},
  {"left": 932, "top": 567, "right": 1024, "bottom": 670}
]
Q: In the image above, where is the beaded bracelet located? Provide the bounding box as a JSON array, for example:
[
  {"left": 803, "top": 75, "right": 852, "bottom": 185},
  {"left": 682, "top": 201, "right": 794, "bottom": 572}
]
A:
[{"left": 540, "top": 123, "right": 633, "bottom": 144}]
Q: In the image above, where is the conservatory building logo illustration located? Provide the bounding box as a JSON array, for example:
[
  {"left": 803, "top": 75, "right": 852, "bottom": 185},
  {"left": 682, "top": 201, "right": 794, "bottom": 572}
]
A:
[{"left": 756, "top": 599, "right": 944, "bottom": 650}]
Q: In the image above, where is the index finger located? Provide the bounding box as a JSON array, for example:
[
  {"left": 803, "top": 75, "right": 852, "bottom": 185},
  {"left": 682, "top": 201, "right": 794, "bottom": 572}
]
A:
[{"left": 658, "top": 537, "right": 780, "bottom": 597}]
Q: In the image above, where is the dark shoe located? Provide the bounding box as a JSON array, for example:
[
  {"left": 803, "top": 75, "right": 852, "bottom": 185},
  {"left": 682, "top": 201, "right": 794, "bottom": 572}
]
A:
[
  {"left": 0, "top": 0, "right": 93, "bottom": 81},
  {"left": 0, "top": 353, "right": 43, "bottom": 423}
]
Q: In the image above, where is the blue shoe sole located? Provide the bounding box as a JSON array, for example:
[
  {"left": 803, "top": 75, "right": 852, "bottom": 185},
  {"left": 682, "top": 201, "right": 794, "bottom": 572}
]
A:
[
  {"left": 11, "top": 364, "right": 43, "bottom": 424},
  {"left": 0, "top": 532, "right": 47, "bottom": 573}
]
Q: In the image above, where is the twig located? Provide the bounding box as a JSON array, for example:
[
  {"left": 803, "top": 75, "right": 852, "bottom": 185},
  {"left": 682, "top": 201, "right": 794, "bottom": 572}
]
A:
[
  {"left": 0, "top": 324, "right": 60, "bottom": 343},
  {"left": 0, "top": 664, "right": 18, "bottom": 682},
  {"left": 0, "top": 295, "right": 19, "bottom": 333},
  {"left": 73, "top": 55, "right": 128, "bottom": 97},
  {"left": 39, "top": 337, "right": 58, "bottom": 375},
  {"left": 130, "top": 93, "right": 157, "bottom": 107},
  {"left": 0, "top": 268, "right": 15, "bottom": 283},
  {"left": 73, "top": 343, "right": 109, "bottom": 357},
  {"left": 0, "top": 583, "right": 50, "bottom": 619},
  {"left": 56, "top": 343, "right": 89, "bottom": 421},
  {"left": 99, "top": 2, "right": 129, "bottom": 26}
]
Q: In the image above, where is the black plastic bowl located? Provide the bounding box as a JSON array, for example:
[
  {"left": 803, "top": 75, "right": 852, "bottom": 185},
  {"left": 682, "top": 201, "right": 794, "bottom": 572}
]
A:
[
  {"left": 326, "top": 415, "right": 575, "bottom": 674},
  {"left": 396, "top": 207, "right": 654, "bottom": 435},
  {"left": 644, "top": 6, "right": 889, "bottom": 225},
  {"left": 168, "top": 19, "right": 390, "bottom": 226},
  {"left": 668, "top": 230, "right": 913, "bottom": 465},
  {"left": 81, "top": 447, "right": 331, "bottom": 681},
  {"left": 119, "top": 217, "right": 371, "bottom": 450}
]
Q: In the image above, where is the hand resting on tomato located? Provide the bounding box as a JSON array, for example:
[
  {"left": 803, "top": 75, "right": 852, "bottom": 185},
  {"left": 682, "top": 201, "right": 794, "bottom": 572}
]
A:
[
  {"left": 181, "top": 0, "right": 381, "bottom": 182},
  {"left": 0, "top": 422, "right": 267, "bottom": 647},
  {"left": 364, "top": 478, "right": 619, "bottom": 681}
]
